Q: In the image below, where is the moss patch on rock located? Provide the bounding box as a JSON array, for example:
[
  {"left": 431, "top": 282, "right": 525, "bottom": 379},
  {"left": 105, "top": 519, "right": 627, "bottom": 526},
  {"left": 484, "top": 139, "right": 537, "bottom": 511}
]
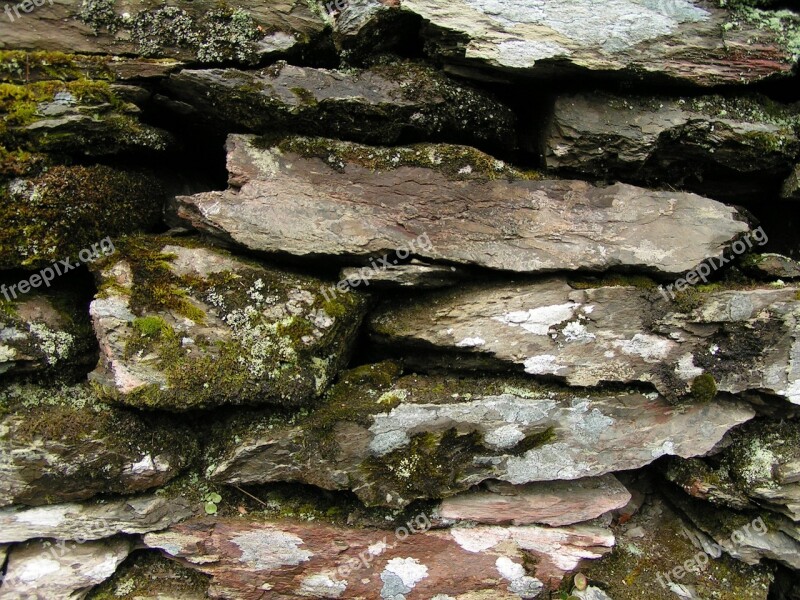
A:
[{"left": 0, "top": 165, "right": 163, "bottom": 270}]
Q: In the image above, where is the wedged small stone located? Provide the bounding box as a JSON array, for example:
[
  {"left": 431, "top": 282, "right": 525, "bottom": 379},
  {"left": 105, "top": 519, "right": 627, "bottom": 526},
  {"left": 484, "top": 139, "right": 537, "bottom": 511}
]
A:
[
  {"left": 543, "top": 93, "right": 800, "bottom": 198},
  {"left": 341, "top": 0, "right": 800, "bottom": 86},
  {"left": 665, "top": 485, "right": 800, "bottom": 570},
  {"left": 578, "top": 493, "right": 773, "bottom": 600},
  {"left": 0, "top": 165, "right": 164, "bottom": 270},
  {"left": 143, "top": 517, "right": 612, "bottom": 597},
  {"left": 0, "top": 537, "right": 132, "bottom": 600},
  {"left": 0, "top": 494, "right": 193, "bottom": 544},
  {"left": 0, "top": 383, "right": 197, "bottom": 507},
  {"left": 782, "top": 164, "right": 800, "bottom": 200},
  {"left": 0, "top": 1, "right": 325, "bottom": 65},
  {"left": 0, "top": 289, "right": 96, "bottom": 379},
  {"left": 175, "top": 134, "right": 749, "bottom": 276},
  {"left": 340, "top": 261, "right": 465, "bottom": 289},
  {"left": 438, "top": 475, "right": 631, "bottom": 527},
  {"left": 741, "top": 253, "right": 800, "bottom": 280},
  {"left": 661, "top": 457, "right": 754, "bottom": 512},
  {"left": 89, "top": 236, "right": 368, "bottom": 410},
  {"left": 368, "top": 279, "right": 800, "bottom": 403},
  {"left": 209, "top": 366, "right": 753, "bottom": 508},
  {"left": 163, "top": 61, "right": 516, "bottom": 148}
]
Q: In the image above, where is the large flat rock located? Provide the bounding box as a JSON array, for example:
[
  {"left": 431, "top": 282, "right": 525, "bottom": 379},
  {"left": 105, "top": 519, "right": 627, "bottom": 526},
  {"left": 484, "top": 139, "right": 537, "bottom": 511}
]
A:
[
  {"left": 339, "top": 0, "right": 800, "bottom": 86},
  {"left": 164, "top": 62, "right": 516, "bottom": 148},
  {"left": 369, "top": 279, "right": 800, "bottom": 403},
  {"left": 0, "top": 383, "right": 197, "bottom": 507},
  {"left": 89, "top": 236, "right": 368, "bottom": 410},
  {"left": 143, "top": 517, "right": 613, "bottom": 598},
  {"left": 209, "top": 366, "right": 753, "bottom": 508},
  {"left": 174, "top": 134, "right": 749, "bottom": 276}
]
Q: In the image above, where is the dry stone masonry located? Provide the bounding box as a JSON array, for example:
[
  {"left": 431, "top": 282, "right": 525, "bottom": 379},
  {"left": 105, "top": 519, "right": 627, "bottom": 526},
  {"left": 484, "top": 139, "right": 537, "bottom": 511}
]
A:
[{"left": 1, "top": 0, "right": 799, "bottom": 599}]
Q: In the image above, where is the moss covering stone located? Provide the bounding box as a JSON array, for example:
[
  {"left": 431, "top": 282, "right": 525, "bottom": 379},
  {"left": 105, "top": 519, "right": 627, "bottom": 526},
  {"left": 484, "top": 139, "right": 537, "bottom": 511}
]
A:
[
  {"left": 92, "top": 235, "right": 369, "bottom": 410},
  {"left": 0, "top": 165, "right": 164, "bottom": 270}
]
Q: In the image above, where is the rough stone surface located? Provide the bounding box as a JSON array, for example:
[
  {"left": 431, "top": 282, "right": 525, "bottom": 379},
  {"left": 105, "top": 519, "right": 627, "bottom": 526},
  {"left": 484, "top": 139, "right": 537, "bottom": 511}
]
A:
[
  {"left": 175, "top": 134, "right": 749, "bottom": 277},
  {"left": 0, "top": 494, "right": 193, "bottom": 544},
  {"left": 666, "top": 485, "right": 800, "bottom": 570},
  {"left": 543, "top": 93, "right": 800, "bottom": 197},
  {"left": 665, "top": 419, "right": 800, "bottom": 521},
  {"left": 0, "top": 537, "right": 132, "bottom": 600},
  {"left": 144, "top": 517, "right": 612, "bottom": 598},
  {"left": 742, "top": 253, "right": 800, "bottom": 280},
  {"left": 0, "top": 291, "right": 96, "bottom": 378},
  {"left": 89, "top": 236, "right": 368, "bottom": 410},
  {"left": 163, "top": 62, "right": 516, "bottom": 148},
  {"left": 579, "top": 489, "right": 774, "bottom": 600},
  {"left": 438, "top": 475, "right": 631, "bottom": 527},
  {"left": 0, "top": 383, "right": 196, "bottom": 507},
  {"left": 209, "top": 367, "right": 753, "bottom": 508},
  {"left": 368, "top": 279, "right": 800, "bottom": 403},
  {"left": 351, "top": 0, "right": 800, "bottom": 86},
  {"left": 0, "top": 0, "right": 324, "bottom": 64}
]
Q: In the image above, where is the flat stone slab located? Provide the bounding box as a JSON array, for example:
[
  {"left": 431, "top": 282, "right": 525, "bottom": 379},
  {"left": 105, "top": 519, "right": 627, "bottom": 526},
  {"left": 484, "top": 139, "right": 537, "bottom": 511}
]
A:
[
  {"left": 144, "top": 517, "right": 613, "bottom": 597},
  {"left": 209, "top": 367, "right": 754, "bottom": 508},
  {"left": 174, "top": 134, "right": 749, "bottom": 277},
  {"left": 0, "top": 537, "right": 132, "bottom": 600},
  {"left": 438, "top": 475, "right": 631, "bottom": 527},
  {"left": 339, "top": 0, "right": 800, "bottom": 86},
  {"left": 369, "top": 279, "right": 800, "bottom": 403},
  {"left": 0, "top": 494, "right": 193, "bottom": 544}
]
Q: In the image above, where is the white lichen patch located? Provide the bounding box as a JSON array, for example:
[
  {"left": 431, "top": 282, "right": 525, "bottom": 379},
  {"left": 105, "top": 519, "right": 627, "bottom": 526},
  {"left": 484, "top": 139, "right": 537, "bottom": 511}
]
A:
[
  {"left": 380, "top": 557, "right": 428, "bottom": 599},
  {"left": 231, "top": 529, "right": 312, "bottom": 571},
  {"left": 298, "top": 573, "right": 347, "bottom": 598},
  {"left": 493, "top": 303, "right": 577, "bottom": 335},
  {"left": 27, "top": 323, "right": 74, "bottom": 365},
  {"left": 612, "top": 333, "right": 673, "bottom": 361},
  {"left": 739, "top": 440, "right": 778, "bottom": 486},
  {"left": 561, "top": 320, "right": 596, "bottom": 342},
  {"left": 0, "top": 344, "right": 16, "bottom": 363},
  {"left": 523, "top": 354, "right": 564, "bottom": 375},
  {"left": 456, "top": 336, "right": 486, "bottom": 348}
]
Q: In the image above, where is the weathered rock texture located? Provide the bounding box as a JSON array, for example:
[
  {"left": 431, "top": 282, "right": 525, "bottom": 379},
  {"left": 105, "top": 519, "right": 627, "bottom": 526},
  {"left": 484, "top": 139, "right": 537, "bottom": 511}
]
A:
[
  {"left": 0, "top": 537, "right": 132, "bottom": 600},
  {"left": 339, "top": 0, "right": 800, "bottom": 85},
  {"left": 0, "top": 0, "right": 325, "bottom": 64},
  {"left": 0, "top": 290, "right": 96, "bottom": 378},
  {"left": 175, "top": 134, "right": 749, "bottom": 276},
  {"left": 0, "top": 165, "right": 163, "bottom": 270},
  {"left": 438, "top": 475, "right": 631, "bottom": 527},
  {"left": 209, "top": 366, "right": 753, "bottom": 508},
  {"left": 164, "top": 62, "right": 517, "bottom": 148},
  {"left": 144, "top": 517, "right": 613, "bottom": 598},
  {"left": 89, "top": 236, "right": 368, "bottom": 410},
  {"left": 0, "top": 494, "right": 193, "bottom": 543},
  {"left": 543, "top": 93, "right": 800, "bottom": 197},
  {"left": 742, "top": 253, "right": 800, "bottom": 280},
  {"left": 665, "top": 419, "right": 800, "bottom": 521},
  {"left": 0, "top": 384, "right": 196, "bottom": 507},
  {"left": 369, "top": 279, "right": 800, "bottom": 403}
]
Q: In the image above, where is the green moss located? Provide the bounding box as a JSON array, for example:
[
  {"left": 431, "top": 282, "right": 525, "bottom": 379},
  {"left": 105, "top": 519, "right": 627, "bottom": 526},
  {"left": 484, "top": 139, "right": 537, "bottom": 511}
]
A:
[
  {"left": 363, "top": 428, "right": 484, "bottom": 500},
  {"left": 690, "top": 373, "right": 718, "bottom": 402},
  {"left": 569, "top": 274, "right": 657, "bottom": 290},
  {"left": 255, "top": 134, "right": 542, "bottom": 182},
  {"left": 291, "top": 86, "right": 319, "bottom": 107},
  {"left": 0, "top": 50, "right": 116, "bottom": 83},
  {"left": 0, "top": 166, "right": 163, "bottom": 270},
  {"left": 724, "top": 7, "right": 800, "bottom": 61}
]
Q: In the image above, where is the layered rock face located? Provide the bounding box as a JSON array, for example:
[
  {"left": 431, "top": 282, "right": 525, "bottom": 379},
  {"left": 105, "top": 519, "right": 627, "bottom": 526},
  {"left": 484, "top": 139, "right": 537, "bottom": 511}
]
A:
[{"left": 2, "top": 1, "right": 800, "bottom": 599}]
